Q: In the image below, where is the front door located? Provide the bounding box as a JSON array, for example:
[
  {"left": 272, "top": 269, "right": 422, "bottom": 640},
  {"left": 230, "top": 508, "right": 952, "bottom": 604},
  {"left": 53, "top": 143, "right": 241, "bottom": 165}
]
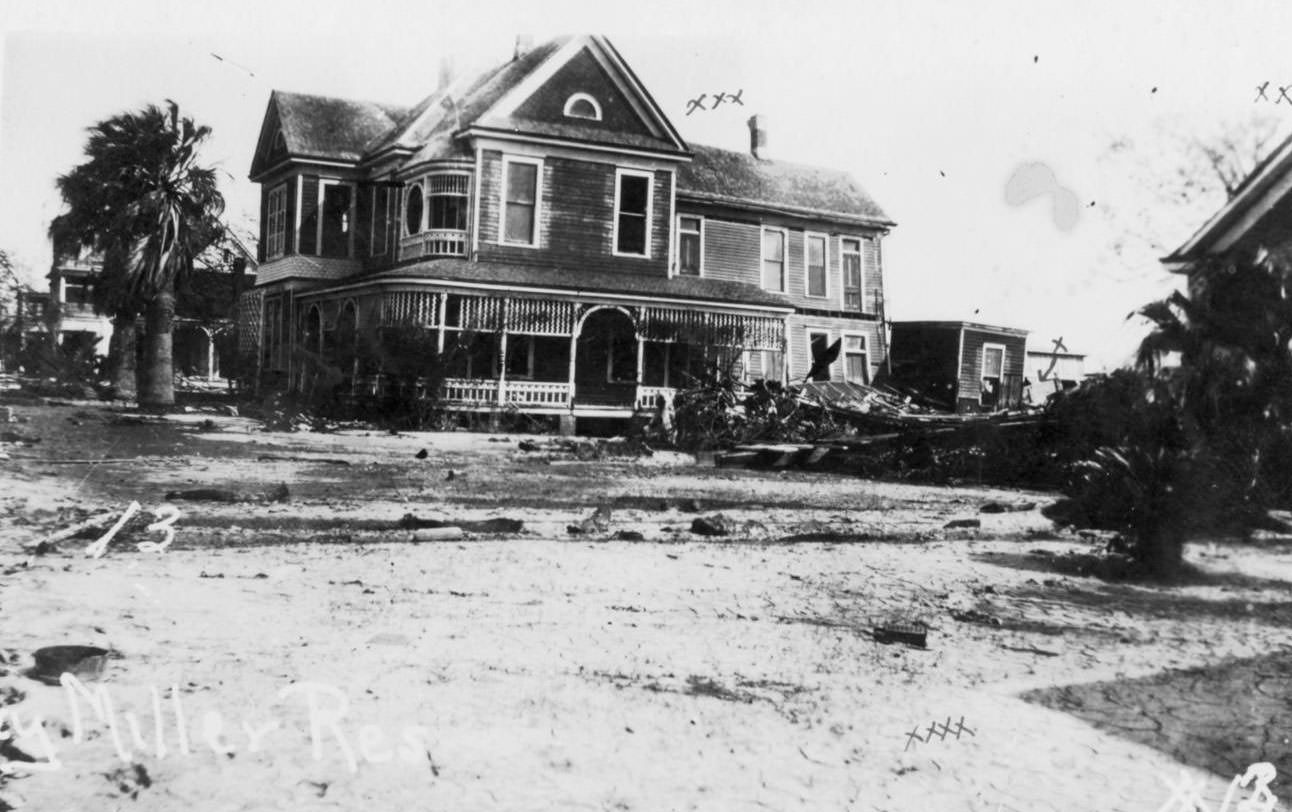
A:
[{"left": 574, "top": 309, "right": 637, "bottom": 406}]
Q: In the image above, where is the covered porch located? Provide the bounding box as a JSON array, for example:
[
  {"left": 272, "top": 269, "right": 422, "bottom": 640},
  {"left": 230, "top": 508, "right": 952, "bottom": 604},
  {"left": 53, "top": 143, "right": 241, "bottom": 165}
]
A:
[{"left": 273, "top": 287, "right": 788, "bottom": 415}]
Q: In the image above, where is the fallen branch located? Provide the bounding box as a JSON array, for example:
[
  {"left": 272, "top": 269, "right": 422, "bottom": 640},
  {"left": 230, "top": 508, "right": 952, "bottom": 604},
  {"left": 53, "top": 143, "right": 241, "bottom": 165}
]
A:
[
  {"left": 20, "top": 510, "right": 118, "bottom": 551},
  {"left": 999, "top": 644, "right": 1060, "bottom": 657},
  {"left": 256, "top": 455, "right": 351, "bottom": 466}
]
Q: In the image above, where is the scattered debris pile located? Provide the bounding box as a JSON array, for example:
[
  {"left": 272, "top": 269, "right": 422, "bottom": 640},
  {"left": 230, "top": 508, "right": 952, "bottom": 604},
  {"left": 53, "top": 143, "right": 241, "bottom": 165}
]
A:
[{"left": 682, "top": 378, "right": 1049, "bottom": 485}]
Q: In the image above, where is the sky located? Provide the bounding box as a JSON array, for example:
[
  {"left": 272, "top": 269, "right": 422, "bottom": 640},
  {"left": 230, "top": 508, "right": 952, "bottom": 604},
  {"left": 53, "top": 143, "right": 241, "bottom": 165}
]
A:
[{"left": 4, "top": 0, "right": 1292, "bottom": 371}]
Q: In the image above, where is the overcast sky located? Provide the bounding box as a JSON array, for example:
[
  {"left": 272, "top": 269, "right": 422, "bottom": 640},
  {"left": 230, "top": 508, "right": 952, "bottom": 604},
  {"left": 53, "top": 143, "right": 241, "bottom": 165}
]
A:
[{"left": 4, "top": 0, "right": 1291, "bottom": 371}]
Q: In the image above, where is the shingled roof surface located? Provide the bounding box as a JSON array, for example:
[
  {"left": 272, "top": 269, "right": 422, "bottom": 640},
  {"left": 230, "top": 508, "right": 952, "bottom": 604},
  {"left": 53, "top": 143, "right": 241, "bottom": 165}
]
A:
[
  {"left": 274, "top": 92, "right": 411, "bottom": 162},
  {"left": 366, "top": 259, "right": 793, "bottom": 310},
  {"left": 678, "top": 143, "right": 893, "bottom": 225},
  {"left": 400, "top": 39, "right": 572, "bottom": 164}
]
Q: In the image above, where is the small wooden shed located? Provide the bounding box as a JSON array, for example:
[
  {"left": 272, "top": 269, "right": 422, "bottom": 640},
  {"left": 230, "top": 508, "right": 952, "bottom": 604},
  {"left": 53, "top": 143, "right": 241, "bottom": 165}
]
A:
[{"left": 888, "top": 320, "right": 1029, "bottom": 412}]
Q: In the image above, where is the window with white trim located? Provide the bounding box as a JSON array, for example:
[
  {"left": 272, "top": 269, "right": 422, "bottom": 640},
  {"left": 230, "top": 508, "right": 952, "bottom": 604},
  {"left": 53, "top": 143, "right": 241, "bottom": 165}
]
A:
[
  {"left": 744, "top": 348, "right": 784, "bottom": 382},
  {"left": 404, "top": 183, "right": 424, "bottom": 236},
  {"left": 762, "top": 228, "right": 786, "bottom": 292},
  {"left": 428, "top": 174, "right": 469, "bottom": 231},
  {"left": 502, "top": 157, "right": 540, "bottom": 246},
  {"left": 843, "top": 333, "right": 869, "bottom": 383},
  {"left": 319, "top": 181, "right": 353, "bottom": 258},
  {"left": 841, "top": 238, "right": 862, "bottom": 311},
  {"left": 806, "top": 232, "right": 828, "bottom": 298},
  {"left": 371, "top": 187, "right": 389, "bottom": 257},
  {"left": 981, "top": 343, "right": 1006, "bottom": 406},
  {"left": 563, "top": 93, "right": 602, "bottom": 121},
  {"left": 678, "top": 215, "right": 702, "bottom": 276},
  {"left": 266, "top": 185, "right": 286, "bottom": 259},
  {"left": 808, "top": 330, "right": 832, "bottom": 382},
  {"left": 614, "top": 169, "right": 652, "bottom": 257}
]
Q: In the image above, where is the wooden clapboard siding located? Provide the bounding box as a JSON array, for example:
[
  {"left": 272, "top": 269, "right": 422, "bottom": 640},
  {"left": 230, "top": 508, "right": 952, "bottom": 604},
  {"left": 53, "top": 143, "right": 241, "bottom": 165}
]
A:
[
  {"left": 786, "top": 314, "right": 884, "bottom": 383},
  {"left": 476, "top": 150, "right": 669, "bottom": 274},
  {"left": 958, "top": 328, "right": 1027, "bottom": 403},
  {"left": 699, "top": 218, "right": 761, "bottom": 284}
]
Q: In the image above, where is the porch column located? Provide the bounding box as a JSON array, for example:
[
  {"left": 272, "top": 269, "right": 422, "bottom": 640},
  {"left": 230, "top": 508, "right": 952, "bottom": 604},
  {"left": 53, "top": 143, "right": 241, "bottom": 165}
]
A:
[
  {"left": 497, "top": 298, "right": 509, "bottom": 406},
  {"left": 436, "top": 292, "right": 447, "bottom": 355},
  {"left": 205, "top": 328, "right": 217, "bottom": 381},
  {"left": 497, "top": 330, "right": 508, "bottom": 406},
  {"left": 635, "top": 334, "right": 645, "bottom": 409},
  {"left": 567, "top": 325, "right": 579, "bottom": 408}
]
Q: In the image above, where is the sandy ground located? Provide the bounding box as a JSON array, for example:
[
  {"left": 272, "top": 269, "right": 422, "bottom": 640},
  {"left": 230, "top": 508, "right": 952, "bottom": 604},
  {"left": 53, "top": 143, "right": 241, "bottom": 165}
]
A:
[{"left": 0, "top": 398, "right": 1290, "bottom": 811}]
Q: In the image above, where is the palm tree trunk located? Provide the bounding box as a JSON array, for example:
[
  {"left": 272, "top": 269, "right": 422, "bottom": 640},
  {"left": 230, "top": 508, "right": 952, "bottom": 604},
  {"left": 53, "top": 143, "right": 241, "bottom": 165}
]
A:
[
  {"left": 140, "top": 278, "right": 176, "bottom": 409},
  {"left": 108, "top": 311, "right": 138, "bottom": 400}
]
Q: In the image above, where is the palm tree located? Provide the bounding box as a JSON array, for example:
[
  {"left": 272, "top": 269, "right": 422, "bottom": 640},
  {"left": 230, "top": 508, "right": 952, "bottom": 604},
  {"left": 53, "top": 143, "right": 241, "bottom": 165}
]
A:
[
  {"left": 53, "top": 100, "right": 224, "bottom": 408},
  {"left": 1136, "top": 251, "right": 1292, "bottom": 533}
]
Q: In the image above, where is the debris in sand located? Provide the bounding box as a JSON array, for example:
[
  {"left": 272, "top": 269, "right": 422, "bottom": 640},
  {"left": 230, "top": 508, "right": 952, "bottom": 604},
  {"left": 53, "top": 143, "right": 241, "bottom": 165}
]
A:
[
  {"left": 574, "top": 506, "right": 614, "bottom": 536},
  {"left": 615, "top": 530, "right": 645, "bottom": 541},
  {"left": 164, "top": 483, "right": 289, "bottom": 503},
  {"left": 397, "top": 514, "right": 523, "bottom": 535},
  {"left": 979, "top": 501, "right": 1038, "bottom": 513},
  {"left": 410, "top": 527, "right": 466, "bottom": 541},
  {"left": 690, "top": 515, "right": 731, "bottom": 536},
  {"left": 950, "top": 609, "right": 1001, "bottom": 626},
  {"left": 1000, "top": 644, "right": 1060, "bottom": 657},
  {"left": 20, "top": 509, "right": 118, "bottom": 554},
  {"left": 257, "top": 454, "right": 351, "bottom": 466},
  {"left": 104, "top": 763, "right": 151, "bottom": 799},
  {"left": 517, "top": 440, "right": 540, "bottom": 452},
  {"left": 415, "top": 449, "right": 428, "bottom": 459},
  {"left": 872, "top": 621, "right": 929, "bottom": 649},
  {"left": 944, "top": 518, "right": 981, "bottom": 529},
  {"left": 29, "top": 645, "right": 110, "bottom": 685}
]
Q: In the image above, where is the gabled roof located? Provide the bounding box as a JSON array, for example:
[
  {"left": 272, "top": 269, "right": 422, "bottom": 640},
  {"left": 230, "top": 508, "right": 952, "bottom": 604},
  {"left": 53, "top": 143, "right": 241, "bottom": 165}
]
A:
[
  {"left": 1164, "top": 131, "right": 1292, "bottom": 268},
  {"left": 251, "top": 92, "right": 411, "bottom": 177},
  {"left": 678, "top": 144, "right": 894, "bottom": 227}
]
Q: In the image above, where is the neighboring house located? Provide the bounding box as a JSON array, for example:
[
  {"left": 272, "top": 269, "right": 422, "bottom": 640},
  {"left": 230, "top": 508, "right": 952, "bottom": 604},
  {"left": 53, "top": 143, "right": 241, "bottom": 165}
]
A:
[
  {"left": 1025, "top": 347, "right": 1085, "bottom": 395},
  {"left": 242, "top": 35, "right": 894, "bottom": 424},
  {"left": 1163, "top": 133, "right": 1292, "bottom": 275},
  {"left": 47, "top": 234, "right": 259, "bottom": 380},
  {"left": 888, "top": 320, "right": 1028, "bottom": 412}
]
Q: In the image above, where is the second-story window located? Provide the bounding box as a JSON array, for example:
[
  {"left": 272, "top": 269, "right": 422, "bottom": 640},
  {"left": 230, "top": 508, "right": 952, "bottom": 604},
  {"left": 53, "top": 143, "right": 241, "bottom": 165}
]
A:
[
  {"left": 761, "top": 228, "right": 786, "bottom": 292},
  {"left": 678, "top": 215, "right": 702, "bottom": 276},
  {"left": 429, "top": 174, "right": 469, "bottom": 231},
  {"left": 806, "top": 233, "right": 828, "bottom": 298},
  {"left": 63, "top": 279, "right": 93, "bottom": 306},
  {"left": 615, "top": 169, "right": 652, "bottom": 257},
  {"left": 405, "top": 184, "right": 424, "bottom": 236},
  {"left": 320, "top": 181, "right": 352, "bottom": 258},
  {"left": 266, "top": 184, "right": 286, "bottom": 259},
  {"left": 842, "top": 238, "right": 862, "bottom": 311},
  {"left": 371, "top": 187, "right": 389, "bottom": 256},
  {"left": 503, "top": 158, "right": 540, "bottom": 246}
]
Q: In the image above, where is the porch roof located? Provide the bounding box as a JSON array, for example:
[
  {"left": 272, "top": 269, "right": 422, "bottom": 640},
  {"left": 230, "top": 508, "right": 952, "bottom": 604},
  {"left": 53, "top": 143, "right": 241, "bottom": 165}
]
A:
[{"left": 360, "top": 259, "right": 794, "bottom": 311}]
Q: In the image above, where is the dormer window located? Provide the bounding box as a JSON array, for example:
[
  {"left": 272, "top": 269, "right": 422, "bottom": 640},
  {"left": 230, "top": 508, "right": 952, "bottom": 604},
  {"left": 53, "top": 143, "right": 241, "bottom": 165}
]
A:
[{"left": 563, "top": 92, "right": 602, "bottom": 121}]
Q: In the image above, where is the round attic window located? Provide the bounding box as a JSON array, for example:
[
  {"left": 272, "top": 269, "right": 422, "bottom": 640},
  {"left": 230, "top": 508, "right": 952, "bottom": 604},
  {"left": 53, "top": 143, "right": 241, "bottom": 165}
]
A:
[{"left": 563, "top": 93, "right": 602, "bottom": 121}]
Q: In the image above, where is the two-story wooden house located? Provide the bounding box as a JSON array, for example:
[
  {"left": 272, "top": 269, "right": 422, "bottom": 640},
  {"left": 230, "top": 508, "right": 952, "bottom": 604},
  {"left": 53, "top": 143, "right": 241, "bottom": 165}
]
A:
[{"left": 242, "top": 35, "right": 894, "bottom": 425}]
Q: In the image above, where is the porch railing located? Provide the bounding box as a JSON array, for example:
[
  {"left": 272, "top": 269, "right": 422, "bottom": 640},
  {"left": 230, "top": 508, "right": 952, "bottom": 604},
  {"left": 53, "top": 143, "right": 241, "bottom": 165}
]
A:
[
  {"left": 400, "top": 229, "right": 468, "bottom": 260},
  {"left": 346, "top": 374, "right": 674, "bottom": 412},
  {"left": 504, "top": 380, "right": 571, "bottom": 406},
  {"left": 636, "top": 386, "right": 676, "bottom": 410},
  {"left": 442, "top": 377, "right": 497, "bottom": 403}
]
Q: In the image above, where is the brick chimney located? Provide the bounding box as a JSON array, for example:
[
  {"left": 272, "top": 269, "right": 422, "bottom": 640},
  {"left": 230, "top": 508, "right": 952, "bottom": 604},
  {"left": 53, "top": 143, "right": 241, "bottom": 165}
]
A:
[
  {"left": 748, "top": 114, "right": 768, "bottom": 160},
  {"left": 436, "top": 56, "right": 455, "bottom": 92},
  {"left": 514, "top": 35, "right": 534, "bottom": 61}
]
